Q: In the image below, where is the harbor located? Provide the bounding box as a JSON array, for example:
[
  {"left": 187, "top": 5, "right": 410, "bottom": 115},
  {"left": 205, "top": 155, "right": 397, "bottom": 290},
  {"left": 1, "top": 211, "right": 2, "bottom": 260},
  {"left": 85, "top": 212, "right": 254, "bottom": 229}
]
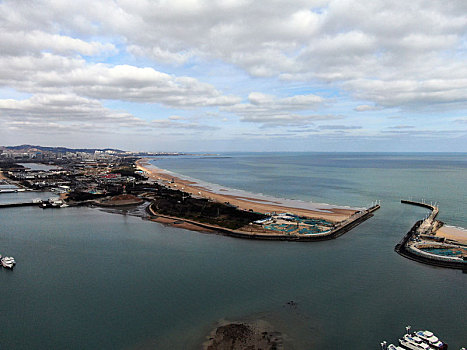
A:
[{"left": 395, "top": 200, "right": 467, "bottom": 270}]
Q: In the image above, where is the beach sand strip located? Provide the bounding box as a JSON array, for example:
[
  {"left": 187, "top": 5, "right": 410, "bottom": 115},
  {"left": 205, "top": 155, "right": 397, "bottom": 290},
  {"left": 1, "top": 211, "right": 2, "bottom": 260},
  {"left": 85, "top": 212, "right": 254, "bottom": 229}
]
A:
[
  {"left": 436, "top": 226, "right": 467, "bottom": 245},
  {"left": 136, "top": 159, "right": 356, "bottom": 222}
]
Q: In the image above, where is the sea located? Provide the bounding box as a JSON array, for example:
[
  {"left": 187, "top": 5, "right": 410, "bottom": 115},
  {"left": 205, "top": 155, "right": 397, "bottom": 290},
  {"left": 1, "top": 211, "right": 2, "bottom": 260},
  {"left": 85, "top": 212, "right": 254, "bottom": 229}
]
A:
[{"left": 0, "top": 153, "right": 466, "bottom": 349}]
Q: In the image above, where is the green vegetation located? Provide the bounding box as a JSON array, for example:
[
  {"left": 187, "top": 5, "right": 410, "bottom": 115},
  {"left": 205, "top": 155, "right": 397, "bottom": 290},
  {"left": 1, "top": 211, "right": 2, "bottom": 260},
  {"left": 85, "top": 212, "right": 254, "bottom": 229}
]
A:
[{"left": 149, "top": 186, "right": 266, "bottom": 230}]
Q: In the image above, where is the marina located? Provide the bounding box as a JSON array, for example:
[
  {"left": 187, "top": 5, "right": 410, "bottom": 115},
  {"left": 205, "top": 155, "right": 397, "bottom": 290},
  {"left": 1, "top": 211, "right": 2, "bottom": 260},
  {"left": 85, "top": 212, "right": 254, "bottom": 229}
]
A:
[{"left": 382, "top": 326, "right": 448, "bottom": 350}]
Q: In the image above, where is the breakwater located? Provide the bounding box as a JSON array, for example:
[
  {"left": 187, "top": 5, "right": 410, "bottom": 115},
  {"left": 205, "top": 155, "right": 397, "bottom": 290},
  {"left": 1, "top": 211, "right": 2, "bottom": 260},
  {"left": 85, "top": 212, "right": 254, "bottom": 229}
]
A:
[
  {"left": 0, "top": 202, "right": 37, "bottom": 208},
  {"left": 395, "top": 200, "right": 466, "bottom": 270}
]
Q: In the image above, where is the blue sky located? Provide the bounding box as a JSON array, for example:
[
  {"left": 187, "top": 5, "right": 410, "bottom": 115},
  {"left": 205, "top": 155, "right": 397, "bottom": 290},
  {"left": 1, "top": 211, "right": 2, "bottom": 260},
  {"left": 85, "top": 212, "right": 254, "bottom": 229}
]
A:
[{"left": 0, "top": 0, "right": 466, "bottom": 152}]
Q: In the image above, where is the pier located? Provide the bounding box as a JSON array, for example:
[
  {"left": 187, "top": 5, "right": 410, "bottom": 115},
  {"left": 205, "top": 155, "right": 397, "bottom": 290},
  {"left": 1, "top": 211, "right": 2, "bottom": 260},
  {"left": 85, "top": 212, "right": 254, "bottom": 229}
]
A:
[
  {"left": 400, "top": 200, "right": 439, "bottom": 234},
  {"left": 395, "top": 200, "right": 466, "bottom": 270}
]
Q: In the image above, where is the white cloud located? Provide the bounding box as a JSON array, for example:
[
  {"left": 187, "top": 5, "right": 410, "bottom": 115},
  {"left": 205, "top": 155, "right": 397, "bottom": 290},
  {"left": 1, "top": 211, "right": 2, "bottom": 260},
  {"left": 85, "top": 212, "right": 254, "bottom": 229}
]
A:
[
  {"left": 100, "top": 0, "right": 467, "bottom": 109},
  {"left": 223, "top": 92, "right": 333, "bottom": 126},
  {"left": 152, "top": 119, "right": 219, "bottom": 130},
  {"left": 0, "top": 0, "right": 466, "bottom": 150},
  {"left": 0, "top": 94, "right": 147, "bottom": 131},
  {"left": 354, "top": 105, "right": 382, "bottom": 112},
  {"left": 319, "top": 125, "right": 362, "bottom": 130},
  {"left": 2, "top": 0, "right": 467, "bottom": 111},
  {"left": 0, "top": 30, "right": 116, "bottom": 56},
  {"left": 0, "top": 54, "right": 240, "bottom": 108}
]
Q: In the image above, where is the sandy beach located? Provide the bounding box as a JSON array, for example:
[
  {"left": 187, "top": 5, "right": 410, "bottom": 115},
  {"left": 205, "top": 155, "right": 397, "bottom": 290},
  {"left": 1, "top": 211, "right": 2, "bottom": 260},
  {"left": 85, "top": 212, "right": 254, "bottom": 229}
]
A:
[
  {"left": 0, "top": 170, "right": 7, "bottom": 180},
  {"left": 136, "top": 159, "right": 356, "bottom": 222},
  {"left": 436, "top": 225, "right": 467, "bottom": 245}
]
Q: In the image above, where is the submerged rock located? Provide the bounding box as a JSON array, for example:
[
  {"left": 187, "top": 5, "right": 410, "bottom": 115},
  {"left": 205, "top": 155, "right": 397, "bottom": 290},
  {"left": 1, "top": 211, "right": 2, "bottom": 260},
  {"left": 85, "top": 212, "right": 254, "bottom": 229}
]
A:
[{"left": 203, "top": 320, "right": 283, "bottom": 350}]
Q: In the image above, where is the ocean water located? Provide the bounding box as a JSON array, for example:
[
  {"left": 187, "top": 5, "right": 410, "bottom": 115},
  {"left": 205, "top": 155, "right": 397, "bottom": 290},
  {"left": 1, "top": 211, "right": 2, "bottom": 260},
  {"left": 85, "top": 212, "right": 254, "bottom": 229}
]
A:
[{"left": 0, "top": 153, "right": 466, "bottom": 349}]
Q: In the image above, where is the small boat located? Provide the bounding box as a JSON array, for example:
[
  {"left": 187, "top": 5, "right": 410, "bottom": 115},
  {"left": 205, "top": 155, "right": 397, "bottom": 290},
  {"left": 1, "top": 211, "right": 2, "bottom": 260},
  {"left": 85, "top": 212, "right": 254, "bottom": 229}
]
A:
[
  {"left": 415, "top": 330, "right": 448, "bottom": 350},
  {"left": 381, "top": 340, "right": 406, "bottom": 350},
  {"left": 399, "top": 334, "right": 431, "bottom": 350},
  {"left": 388, "top": 344, "right": 405, "bottom": 350},
  {"left": 1, "top": 256, "right": 15, "bottom": 269}
]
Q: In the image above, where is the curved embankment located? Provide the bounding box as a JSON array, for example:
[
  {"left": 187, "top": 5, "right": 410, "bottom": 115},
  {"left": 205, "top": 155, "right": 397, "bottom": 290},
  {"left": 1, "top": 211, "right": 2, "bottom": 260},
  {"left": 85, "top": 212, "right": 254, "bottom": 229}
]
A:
[
  {"left": 395, "top": 200, "right": 467, "bottom": 270},
  {"left": 146, "top": 202, "right": 380, "bottom": 242}
]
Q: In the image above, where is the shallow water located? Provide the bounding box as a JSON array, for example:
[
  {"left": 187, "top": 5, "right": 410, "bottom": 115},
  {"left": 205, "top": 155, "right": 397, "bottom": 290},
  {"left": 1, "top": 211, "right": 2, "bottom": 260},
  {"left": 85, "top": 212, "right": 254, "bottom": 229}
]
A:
[{"left": 1, "top": 153, "right": 466, "bottom": 349}]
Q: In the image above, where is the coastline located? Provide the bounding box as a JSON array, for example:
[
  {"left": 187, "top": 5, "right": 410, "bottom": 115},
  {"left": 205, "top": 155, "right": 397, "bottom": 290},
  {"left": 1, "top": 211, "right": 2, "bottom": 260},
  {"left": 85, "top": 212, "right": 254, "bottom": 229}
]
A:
[{"left": 136, "top": 158, "right": 357, "bottom": 222}]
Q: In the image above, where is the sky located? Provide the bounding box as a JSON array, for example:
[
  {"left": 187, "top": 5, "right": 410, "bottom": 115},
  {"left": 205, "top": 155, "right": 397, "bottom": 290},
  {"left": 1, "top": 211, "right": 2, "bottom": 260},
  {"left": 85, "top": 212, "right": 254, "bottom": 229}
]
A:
[{"left": 0, "top": 0, "right": 466, "bottom": 152}]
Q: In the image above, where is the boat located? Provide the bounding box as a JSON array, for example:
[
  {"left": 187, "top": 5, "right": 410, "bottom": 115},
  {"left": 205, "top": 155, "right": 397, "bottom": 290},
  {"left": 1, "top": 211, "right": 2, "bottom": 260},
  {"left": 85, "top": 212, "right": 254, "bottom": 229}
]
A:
[
  {"left": 1, "top": 256, "right": 15, "bottom": 269},
  {"left": 388, "top": 345, "right": 405, "bottom": 350},
  {"left": 415, "top": 330, "right": 448, "bottom": 349},
  {"left": 381, "top": 340, "right": 407, "bottom": 350},
  {"left": 399, "top": 334, "right": 431, "bottom": 350}
]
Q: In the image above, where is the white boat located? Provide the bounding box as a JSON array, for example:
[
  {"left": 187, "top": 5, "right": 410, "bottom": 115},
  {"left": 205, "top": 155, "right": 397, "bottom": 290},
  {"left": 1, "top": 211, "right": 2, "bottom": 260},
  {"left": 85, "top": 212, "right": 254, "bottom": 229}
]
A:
[
  {"left": 399, "top": 334, "right": 431, "bottom": 350},
  {"left": 3, "top": 256, "right": 16, "bottom": 264},
  {"left": 381, "top": 340, "right": 405, "bottom": 350},
  {"left": 1, "top": 257, "right": 15, "bottom": 269},
  {"left": 415, "top": 330, "right": 448, "bottom": 350}
]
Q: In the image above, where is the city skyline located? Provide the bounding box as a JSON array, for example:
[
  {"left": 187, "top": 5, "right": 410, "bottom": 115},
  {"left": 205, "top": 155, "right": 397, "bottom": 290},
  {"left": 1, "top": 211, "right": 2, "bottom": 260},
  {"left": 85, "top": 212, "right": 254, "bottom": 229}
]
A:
[{"left": 0, "top": 0, "right": 466, "bottom": 152}]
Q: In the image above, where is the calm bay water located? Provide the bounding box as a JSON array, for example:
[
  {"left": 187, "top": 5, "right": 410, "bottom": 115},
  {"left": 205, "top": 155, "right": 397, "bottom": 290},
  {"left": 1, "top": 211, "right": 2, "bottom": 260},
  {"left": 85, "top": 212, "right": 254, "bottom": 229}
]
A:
[{"left": 1, "top": 153, "right": 466, "bottom": 349}]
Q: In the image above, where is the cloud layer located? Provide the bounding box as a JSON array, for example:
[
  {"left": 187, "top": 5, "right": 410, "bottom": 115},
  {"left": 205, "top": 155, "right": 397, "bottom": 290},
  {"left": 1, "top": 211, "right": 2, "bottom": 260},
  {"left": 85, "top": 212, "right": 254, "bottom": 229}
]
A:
[{"left": 0, "top": 0, "right": 466, "bottom": 150}]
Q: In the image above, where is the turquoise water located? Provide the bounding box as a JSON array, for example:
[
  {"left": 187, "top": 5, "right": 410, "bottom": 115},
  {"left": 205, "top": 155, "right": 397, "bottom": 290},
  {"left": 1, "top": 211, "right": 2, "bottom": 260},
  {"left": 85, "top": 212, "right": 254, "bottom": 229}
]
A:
[
  {"left": 421, "top": 248, "right": 463, "bottom": 257},
  {"left": 1, "top": 153, "right": 466, "bottom": 349}
]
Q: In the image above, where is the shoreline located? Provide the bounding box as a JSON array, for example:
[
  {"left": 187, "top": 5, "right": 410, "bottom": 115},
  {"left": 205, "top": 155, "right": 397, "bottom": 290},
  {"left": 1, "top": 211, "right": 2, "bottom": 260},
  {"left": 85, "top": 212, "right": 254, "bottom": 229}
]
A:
[
  {"left": 137, "top": 158, "right": 380, "bottom": 241},
  {"left": 136, "top": 158, "right": 357, "bottom": 222}
]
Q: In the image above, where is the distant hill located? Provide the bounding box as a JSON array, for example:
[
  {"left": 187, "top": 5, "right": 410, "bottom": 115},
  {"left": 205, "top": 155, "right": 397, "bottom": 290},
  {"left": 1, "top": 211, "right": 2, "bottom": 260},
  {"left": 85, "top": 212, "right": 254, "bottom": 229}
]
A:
[{"left": 1, "top": 145, "right": 126, "bottom": 154}]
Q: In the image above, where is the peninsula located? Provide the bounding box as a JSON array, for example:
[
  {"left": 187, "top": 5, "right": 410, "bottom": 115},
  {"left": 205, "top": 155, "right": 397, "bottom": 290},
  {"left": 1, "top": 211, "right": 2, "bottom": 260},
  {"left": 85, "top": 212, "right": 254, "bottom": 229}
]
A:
[
  {"left": 136, "top": 159, "right": 379, "bottom": 240},
  {"left": 0, "top": 146, "right": 379, "bottom": 241}
]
